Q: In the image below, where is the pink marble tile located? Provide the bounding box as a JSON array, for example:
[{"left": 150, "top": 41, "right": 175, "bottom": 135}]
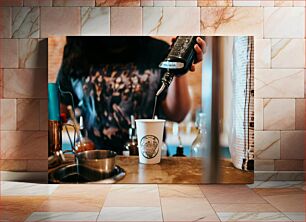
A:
[
  {"left": 96, "top": 0, "right": 140, "bottom": 6},
  {"left": 3, "top": 69, "right": 48, "bottom": 99},
  {"left": 280, "top": 131, "right": 304, "bottom": 160},
  {"left": 141, "top": 0, "right": 153, "bottom": 6},
  {"left": 27, "top": 159, "right": 48, "bottom": 171},
  {"left": 263, "top": 99, "right": 295, "bottom": 130},
  {"left": 51, "top": 184, "right": 111, "bottom": 198},
  {"left": 0, "top": 131, "right": 47, "bottom": 159},
  {"left": 0, "top": 7, "right": 11, "bottom": 38},
  {"left": 19, "top": 39, "right": 47, "bottom": 68},
  {"left": 200, "top": 7, "right": 263, "bottom": 36},
  {"left": 17, "top": 99, "right": 40, "bottom": 130},
  {"left": 200, "top": 185, "right": 266, "bottom": 204},
  {"left": 53, "top": 0, "right": 95, "bottom": 6},
  {"left": 254, "top": 160, "right": 274, "bottom": 171},
  {"left": 212, "top": 203, "right": 278, "bottom": 212},
  {"left": 0, "top": 69, "right": 3, "bottom": 98},
  {"left": 12, "top": 7, "right": 40, "bottom": 38},
  {"left": 39, "top": 99, "right": 47, "bottom": 130},
  {"left": 110, "top": 7, "right": 142, "bottom": 35},
  {"left": 0, "top": 39, "right": 18, "bottom": 68},
  {"left": 198, "top": 0, "right": 232, "bottom": 6},
  {"left": 24, "top": 0, "right": 52, "bottom": 6},
  {"left": 254, "top": 99, "right": 263, "bottom": 130},
  {"left": 0, "top": 99, "right": 17, "bottom": 131},
  {"left": 0, "top": 0, "right": 22, "bottom": 6},
  {"left": 295, "top": 99, "right": 305, "bottom": 130},
  {"left": 154, "top": 0, "right": 175, "bottom": 6},
  {"left": 0, "top": 159, "right": 27, "bottom": 171},
  {"left": 143, "top": 7, "right": 200, "bottom": 35},
  {"left": 275, "top": 160, "right": 304, "bottom": 171},
  {"left": 274, "top": 0, "right": 293, "bottom": 6},
  {"left": 254, "top": 131, "right": 280, "bottom": 160},
  {"left": 41, "top": 7, "right": 80, "bottom": 38}
]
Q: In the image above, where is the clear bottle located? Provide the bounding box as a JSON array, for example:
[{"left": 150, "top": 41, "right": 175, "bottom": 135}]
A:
[
  {"left": 124, "top": 115, "right": 138, "bottom": 156},
  {"left": 191, "top": 113, "right": 207, "bottom": 157},
  {"left": 75, "top": 116, "right": 95, "bottom": 153}
]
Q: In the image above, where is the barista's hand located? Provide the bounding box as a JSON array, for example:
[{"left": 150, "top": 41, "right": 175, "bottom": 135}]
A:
[{"left": 171, "top": 37, "right": 206, "bottom": 72}]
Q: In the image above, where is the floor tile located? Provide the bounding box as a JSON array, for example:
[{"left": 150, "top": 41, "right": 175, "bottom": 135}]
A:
[
  {"left": 158, "top": 184, "right": 204, "bottom": 198},
  {"left": 217, "top": 212, "right": 291, "bottom": 221},
  {"left": 161, "top": 197, "right": 219, "bottom": 221},
  {"left": 0, "top": 196, "right": 47, "bottom": 221},
  {"left": 51, "top": 184, "right": 111, "bottom": 198},
  {"left": 25, "top": 212, "right": 99, "bottom": 221},
  {"left": 37, "top": 196, "right": 104, "bottom": 212},
  {"left": 103, "top": 184, "right": 160, "bottom": 207},
  {"left": 212, "top": 203, "right": 278, "bottom": 212},
  {"left": 200, "top": 185, "right": 266, "bottom": 204},
  {"left": 1, "top": 181, "right": 58, "bottom": 196},
  {"left": 98, "top": 207, "right": 163, "bottom": 221},
  {"left": 248, "top": 181, "right": 304, "bottom": 189},
  {"left": 283, "top": 212, "right": 305, "bottom": 221}
]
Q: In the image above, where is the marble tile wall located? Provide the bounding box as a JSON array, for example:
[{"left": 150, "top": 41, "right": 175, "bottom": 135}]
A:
[{"left": 0, "top": 0, "right": 304, "bottom": 179}]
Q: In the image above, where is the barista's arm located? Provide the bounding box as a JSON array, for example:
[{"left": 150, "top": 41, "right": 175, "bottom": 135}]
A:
[{"left": 161, "top": 37, "right": 206, "bottom": 123}]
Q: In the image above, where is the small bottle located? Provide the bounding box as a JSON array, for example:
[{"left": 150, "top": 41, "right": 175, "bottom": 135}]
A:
[
  {"left": 173, "top": 135, "right": 186, "bottom": 157},
  {"left": 191, "top": 113, "right": 207, "bottom": 157},
  {"left": 124, "top": 115, "right": 138, "bottom": 156},
  {"left": 75, "top": 116, "right": 95, "bottom": 153}
]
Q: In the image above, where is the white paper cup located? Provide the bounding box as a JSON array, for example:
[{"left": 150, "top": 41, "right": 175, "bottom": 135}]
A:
[{"left": 135, "top": 119, "right": 165, "bottom": 164}]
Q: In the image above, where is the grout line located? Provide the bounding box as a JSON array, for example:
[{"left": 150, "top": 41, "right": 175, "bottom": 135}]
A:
[{"left": 157, "top": 184, "right": 165, "bottom": 222}]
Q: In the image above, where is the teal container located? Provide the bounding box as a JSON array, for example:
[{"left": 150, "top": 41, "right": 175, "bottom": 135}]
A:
[{"left": 48, "top": 83, "right": 60, "bottom": 121}]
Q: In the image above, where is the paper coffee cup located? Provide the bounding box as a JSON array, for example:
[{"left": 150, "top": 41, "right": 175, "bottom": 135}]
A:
[{"left": 135, "top": 119, "right": 165, "bottom": 164}]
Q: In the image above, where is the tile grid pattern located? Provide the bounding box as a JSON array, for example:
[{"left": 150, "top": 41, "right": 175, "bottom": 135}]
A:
[
  {"left": 1, "top": 182, "right": 305, "bottom": 221},
  {"left": 0, "top": 0, "right": 305, "bottom": 180}
]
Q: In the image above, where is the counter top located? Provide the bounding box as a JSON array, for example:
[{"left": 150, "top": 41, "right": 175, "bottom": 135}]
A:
[{"left": 49, "top": 155, "right": 253, "bottom": 184}]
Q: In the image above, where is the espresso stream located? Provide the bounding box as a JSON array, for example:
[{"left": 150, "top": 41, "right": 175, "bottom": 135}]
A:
[{"left": 152, "top": 95, "right": 158, "bottom": 119}]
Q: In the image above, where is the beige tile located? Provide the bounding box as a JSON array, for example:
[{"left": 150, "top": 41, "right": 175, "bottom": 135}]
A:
[
  {"left": 141, "top": 0, "right": 153, "bottom": 6},
  {"left": 261, "top": 0, "right": 274, "bottom": 6},
  {"left": 217, "top": 212, "right": 291, "bottom": 221},
  {"left": 254, "top": 160, "right": 275, "bottom": 171},
  {"left": 81, "top": 7, "right": 110, "bottom": 36},
  {"left": 255, "top": 99, "right": 263, "bottom": 130},
  {"left": 176, "top": 0, "right": 197, "bottom": 6},
  {"left": 51, "top": 184, "right": 111, "bottom": 198},
  {"left": 41, "top": 7, "right": 80, "bottom": 38},
  {"left": 17, "top": 99, "right": 40, "bottom": 130},
  {"left": 3, "top": 69, "right": 48, "bottom": 99},
  {"left": 255, "top": 69, "right": 304, "bottom": 98},
  {"left": 0, "top": 99, "right": 16, "bottom": 130},
  {"left": 272, "top": 39, "right": 305, "bottom": 68},
  {"left": 39, "top": 99, "right": 47, "bottom": 130},
  {"left": 264, "top": 7, "right": 305, "bottom": 38},
  {"left": 143, "top": 7, "right": 200, "bottom": 35},
  {"left": 254, "top": 39, "right": 271, "bottom": 68},
  {"left": 233, "top": 0, "right": 261, "bottom": 6},
  {"left": 0, "top": 39, "right": 18, "bottom": 68},
  {"left": 280, "top": 131, "right": 305, "bottom": 160},
  {"left": 103, "top": 184, "right": 160, "bottom": 207},
  {"left": 110, "top": 7, "right": 142, "bottom": 35},
  {"left": 154, "top": 0, "right": 175, "bottom": 6},
  {"left": 98, "top": 207, "right": 163, "bottom": 221},
  {"left": 274, "top": 0, "right": 293, "bottom": 6},
  {"left": 212, "top": 203, "right": 278, "bottom": 212},
  {"left": 0, "top": 0, "right": 22, "bottom": 6},
  {"left": 275, "top": 160, "right": 304, "bottom": 171},
  {"left": 12, "top": 7, "right": 39, "bottom": 38},
  {"left": 293, "top": 0, "right": 306, "bottom": 6},
  {"left": 198, "top": 0, "right": 232, "bottom": 6},
  {"left": 0, "top": 159, "right": 27, "bottom": 171},
  {"left": 96, "top": 0, "right": 140, "bottom": 6},
  {"left": 305, "top": 69, "right": 306, "bottom": 98},
  {"left": 295, "top": 99, "right": 305, "bottom": 130},
  {"left": 19, "top": 39, "right": 47, "bottom": 68},
  {"left": 0, "top": 196, "right": 47, "bottom": 221},
  {"left": 23, "top": 0, "right": 52, "bottom": 6},
  {"left": 263, "top": 99, "right": 295, "bottom": 130},
  {"left": 48, "top": 37, "right": 66, "bottom": 83},
  {"left": 158, "top": 184, "right": 204, "bottom": 198},
  {"left": 27, "top": 159, "right": 47, "bottom": 172},
  {"left": 0, "top": 69, "right": 3, "bottom": 98},
  {"left": 161, "top": 197, "right": 219, "bottom": 221},
  {"left": 53, "top": 0, "right": 95, "bottom": 6},
  {"left": 0, "top": 7, "right": 11, "bottom": 38},
  {"left": 255, "top": 131, "right": 281, "bottom": 161},
  {"left": 200, "top": 7, "right": 263, "bottom": 36},
  {"left": 0, "top": 131, "right": 47, "bottom": 159},
  {"left": 283, "top": 212, "right": 305, "bottom": 221},
  {"left": 200, "top": 185, "right": 266, "bottom": 204}
]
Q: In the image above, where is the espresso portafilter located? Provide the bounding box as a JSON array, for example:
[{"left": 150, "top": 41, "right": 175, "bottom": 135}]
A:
[{"left": 48, "top": 83, "right": 65, "bottom": 168}]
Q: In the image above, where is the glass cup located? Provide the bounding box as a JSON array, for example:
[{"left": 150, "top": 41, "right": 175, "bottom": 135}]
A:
[{"left": 135, "top": 119, "right": 165, "bottom": 164}]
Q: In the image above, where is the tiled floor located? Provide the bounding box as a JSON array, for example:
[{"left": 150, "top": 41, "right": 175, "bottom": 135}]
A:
[{"left": 0, "top": 181, "right": 305, "bottom": 222}]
